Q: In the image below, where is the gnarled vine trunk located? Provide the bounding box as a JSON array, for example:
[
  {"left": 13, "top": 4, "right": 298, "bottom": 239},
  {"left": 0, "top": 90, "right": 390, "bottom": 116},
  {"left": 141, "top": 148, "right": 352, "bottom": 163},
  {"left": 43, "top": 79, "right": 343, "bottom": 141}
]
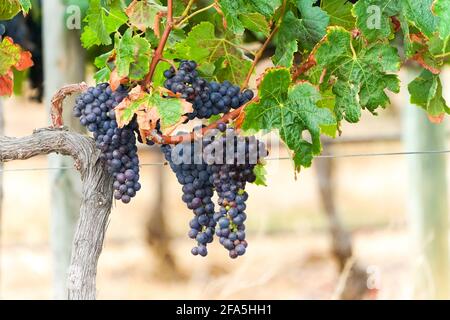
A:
[{"left": 0, "top": 128, "right": 113, "bottom": 300}]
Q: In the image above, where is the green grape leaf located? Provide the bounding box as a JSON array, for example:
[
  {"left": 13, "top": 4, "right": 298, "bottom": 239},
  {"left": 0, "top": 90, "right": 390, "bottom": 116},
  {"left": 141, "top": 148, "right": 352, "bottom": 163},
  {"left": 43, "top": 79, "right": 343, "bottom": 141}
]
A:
[
  {"left": 239, "top": 12, "right": 270, "bottom": 36},
  {"left": 243, "top": 68, "right": 336, "bottom": 171},
  {"left": 174, "top": 22, "right": 251, "bottom": 84},
  {"left": 94, "top": 67, "right": 111, "bottom": 83},
  {"left": 253, "top": 164, "right": 268, "bottom": 186},
  {"left": 18, "top": 0, "right": 31, "bottom": 13},
  {"left": 273, "top": 2, "right": 329, "bottom": 67},
  {"left": 433, "top": 0, "right": 450, "bottom": 41},
  {"left": 273, "top": 11, "right": 299, "bottom": 68},
  {"left": 404, "top": 0, "right": 439, "bottom": 39},
  {"left": 0, "top": 0, "right": 21, "bottom": 19},
  {"left": 273, "top": 40, "right": 298, "bottom": 68},
  {"left": 81, "top": 0, "right": 127, "bottom": 48},
  {"left": 0, "top": 36, "right": 33, "bottom": 96},
  {"left": 115, "top": 30, "right": 134, "bottom": 77},
  {"left": 316, "top": 88, "right": 338, "bottom": 138},
  {"left": 94, "top": 50, "right": 114, "bottom": 69},
  {"left": 128, "top": 37, "right": 151, "bottom": 80},
  {"left": 115, "top": 30, "right": 151, "bottom": 81},
  {"left": 125, "top": 0, "right": 166, "bottom": 32},
  {"left": 207, "top": 114, "right": 222, "bottom": 124},
  {"left": 315, "top": 27, "right": 400, "bottom": 123},
  {"left": 353, "top": 0, "right": 400, "bottom": 41},
  {"left": 153, "top": 60, "right": 171, "bottom": 89},
  {"left": 219, "top": 0, "right": 273, "bottom": 35},
  {"left": 320, "top": 0, "right": 355, "bottom": 29},
  {"left": 353, "top": 0, "right": 439, "bottom": 42},
  {"left": 80, "top": 27, "right": 99, "bottom": 49},
  {"left": 214, "top": 56, "right": 252, "bottom": 86},
  {"left": 172, "top": 0, "right": 187, "bottom": 16},
  {"left": 295, "top": 0, "right": 330, "bottom": 50},
  {"left": 219, "top": 0, "right": 245, "bottom": 35},
  {"left": 248, "top": 0, "right": 281, "bottom": 18},
  {"left": 429, "top": 33, "right": 450, "bottom": 56},
  {"left": 408, "top": 69, "right": 450, "bottom": 116},
  {"left": 0, "top": 37, "right": 22, "bottom": 75},
  {"left": 12, "top": 68, "right": 26, "bottom": 96}
]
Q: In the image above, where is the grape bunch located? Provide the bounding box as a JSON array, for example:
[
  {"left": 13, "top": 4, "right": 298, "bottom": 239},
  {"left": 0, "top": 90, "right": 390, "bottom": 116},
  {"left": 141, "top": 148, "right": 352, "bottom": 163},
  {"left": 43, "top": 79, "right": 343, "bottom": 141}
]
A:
[
  {"left": 163, "top": 60, "right": 254, "bottom": 120},
  {"left": 163, "top": 123, "right": 268, "bottom": 258},
  {"left": 207, "top": 124, "right": 267, "bottom": 258},
  {"left": 73, "top": 83, "right": 141, "bottom": 204},
  {"left": 161, "top": 136, "right": 217, "bottom": 257}
]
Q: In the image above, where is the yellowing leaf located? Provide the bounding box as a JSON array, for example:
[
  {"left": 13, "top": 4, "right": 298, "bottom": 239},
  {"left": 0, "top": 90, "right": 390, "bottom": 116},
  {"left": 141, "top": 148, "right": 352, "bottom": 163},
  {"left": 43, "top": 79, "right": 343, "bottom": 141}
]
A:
[{"left": 126, "top": 0, "right": 166, "bottom": 32}]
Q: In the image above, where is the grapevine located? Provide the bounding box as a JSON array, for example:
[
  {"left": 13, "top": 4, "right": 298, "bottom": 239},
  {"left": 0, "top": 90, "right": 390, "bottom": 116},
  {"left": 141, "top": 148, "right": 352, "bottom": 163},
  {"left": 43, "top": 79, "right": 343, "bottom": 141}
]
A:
[{"left": 1, "top": 0, "right": 449, "bottom": 259}]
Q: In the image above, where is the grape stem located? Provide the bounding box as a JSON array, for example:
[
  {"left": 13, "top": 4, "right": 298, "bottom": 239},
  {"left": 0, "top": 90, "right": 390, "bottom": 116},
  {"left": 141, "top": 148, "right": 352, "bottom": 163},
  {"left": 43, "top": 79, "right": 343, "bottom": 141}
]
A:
[
  {"left": 241, "top": 0, "right": 288, "bottom": 90},
  {"left": 291, "top": 54, "right": 317, "bottom": 82},
  {"left": 179, "top": 0, "right": 196, "bottom": 18},
  {"left": 51, "top": 82, "right": 89, "bottom": 127},
  {"left": 142, "top": 0, "right": 174, "bottom": 87},
  {"left": 175, "top": 2, "right": 216, "bottom": 28}
]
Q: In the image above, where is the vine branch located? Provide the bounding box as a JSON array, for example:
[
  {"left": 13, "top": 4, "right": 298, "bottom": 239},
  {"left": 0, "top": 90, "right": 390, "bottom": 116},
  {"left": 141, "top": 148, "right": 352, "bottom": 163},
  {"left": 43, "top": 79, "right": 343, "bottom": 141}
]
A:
[
  {"left": 142, "top": 0, "right": 174, "bottom": 87},
  {"left": 292, "top": 54, "right": 317, "bottom": 82},
  {"left": 175, "top": 2, "right": 215, "bottom": 28},
  {"left": 51, "top": 82, "right": 88, "bottom": 127},
  {"left": 241, "top": 0, "right": 288, "bottom": 90},
  {"left": 179, "top": 0, "right": 196, "bottom": 18}
]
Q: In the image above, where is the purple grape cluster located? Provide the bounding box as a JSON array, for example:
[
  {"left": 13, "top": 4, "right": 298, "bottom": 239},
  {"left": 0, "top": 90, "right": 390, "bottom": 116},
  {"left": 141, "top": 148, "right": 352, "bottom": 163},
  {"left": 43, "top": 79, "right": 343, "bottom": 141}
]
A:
[
  {"left": 73, "top": 83, "right": 141, "bottom": 204},
  {"left": 208, "top": 124, "right": 267, "bottom": 258},
  {"left": 162, "top": 123, "right": 268, "bottom": 258},
  {"left": 161, "top": 138, "right": 216, "bottom": 257},
  {"left": 163, "top": 60, "right": 254, "bottom": 120}
]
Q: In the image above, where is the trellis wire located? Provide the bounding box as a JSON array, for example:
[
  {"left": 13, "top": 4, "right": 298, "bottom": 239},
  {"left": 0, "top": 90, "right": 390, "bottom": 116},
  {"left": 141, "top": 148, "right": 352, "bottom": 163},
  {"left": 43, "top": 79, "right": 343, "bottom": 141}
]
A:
[{"left": 0, "top": 149, "right": 449, "bottom": 173}]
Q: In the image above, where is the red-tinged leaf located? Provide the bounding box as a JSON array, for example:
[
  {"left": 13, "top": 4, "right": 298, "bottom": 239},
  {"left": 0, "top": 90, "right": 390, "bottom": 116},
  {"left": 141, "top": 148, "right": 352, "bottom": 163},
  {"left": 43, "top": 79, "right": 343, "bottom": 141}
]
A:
[
  {"left": 137, "top": 106, "right": 158, "bottom": 131},
  {"left": 0, "top": 70, "right": 14, "bottom": 96},
  {"left": 409, "top": 33, "right": 427, "bottom": 45},
  {"left": 117, "top": 88, "right": 192, "bottom": 135},
  {"left": 109, "top": 68, "right": 128, "bottom": 91},
  {"left": 115, "top": 85, "right": 145, "bottom": 127},
  {"left": 428, "top": 113, "right": 445, "bottom": 124},
  {"left": 0, "top": 36, "right": 22, "bottom": 75},
  {"left": 15, "top": 50, "right": 33, "bottom": 71},
  {"left": 125, "top": 0, "right": 165, "bottom": 32},
  {"left": 412, "top": 52, "right": 441, "bottom": 74}
]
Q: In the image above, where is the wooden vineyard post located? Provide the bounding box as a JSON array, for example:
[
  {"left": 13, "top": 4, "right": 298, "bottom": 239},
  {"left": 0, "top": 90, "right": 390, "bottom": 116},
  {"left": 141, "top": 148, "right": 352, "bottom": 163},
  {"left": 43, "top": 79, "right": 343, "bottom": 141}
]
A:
[
  {"left": 402, "top": 67, "right": 449, "bottom": 299},
  {"left": 43, "top": 0, "right": 86, "bottom": 299}
]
